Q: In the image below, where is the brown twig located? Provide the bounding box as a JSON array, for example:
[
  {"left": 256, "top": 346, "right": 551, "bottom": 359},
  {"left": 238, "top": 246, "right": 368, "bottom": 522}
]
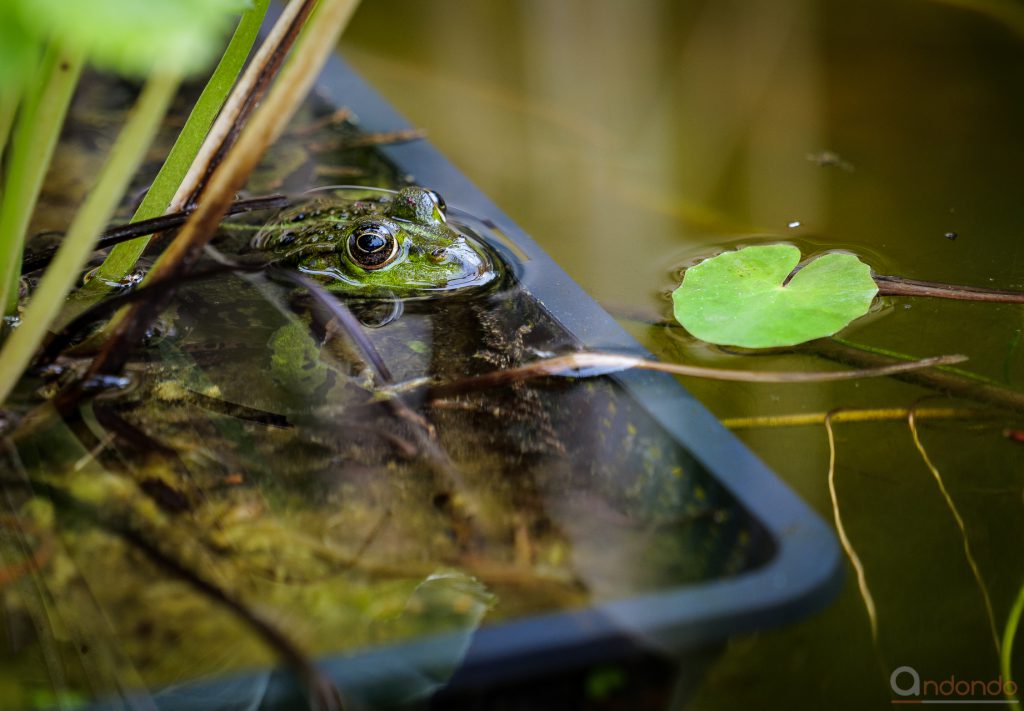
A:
[
  {"left": 21, "top": 194, "right": 287, "bottom": 274},
  {"left": 874, "top": 274, "right": 1024, "bottom": 303},
  {"left": 308, "top": 128, "right": 426, "bottom": 153},
  {"left": 415, "top": 350, "right": 968, "bottom": 400}
]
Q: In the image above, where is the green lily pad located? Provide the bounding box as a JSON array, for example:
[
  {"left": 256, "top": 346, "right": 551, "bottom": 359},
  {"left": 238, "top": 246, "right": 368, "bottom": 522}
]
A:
[{"left": 672, "top": 244, "right": 878, "bottom": 348}]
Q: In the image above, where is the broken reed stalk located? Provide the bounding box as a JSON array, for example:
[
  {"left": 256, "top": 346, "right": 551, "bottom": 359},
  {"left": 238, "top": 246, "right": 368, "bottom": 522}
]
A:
[
  {"left": 73, "top": 0, "right": 363, "bottom": 396},
  {"left": 172, "top": 0, "right": 317, "bottom": 211}
]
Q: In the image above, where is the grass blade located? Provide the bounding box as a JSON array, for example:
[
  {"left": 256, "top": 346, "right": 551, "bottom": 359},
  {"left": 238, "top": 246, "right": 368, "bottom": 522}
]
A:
[
  {"left": 0, "top": 46, "right": 83, "bottom": 316},
  {"left": 0, "top": 71, "right": 181, "bottom": 406}
]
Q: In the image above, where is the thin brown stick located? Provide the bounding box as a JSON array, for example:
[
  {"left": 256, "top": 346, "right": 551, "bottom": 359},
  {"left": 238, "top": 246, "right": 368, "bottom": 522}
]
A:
[
  {"left": 874, "top": 274, "right": 1024, "bottom": 303},
  {"left": 308, "top": 128, "right": 426, "bottom": 153},
  {"left": 21, "top": 195, "right": 287, "bottom": 274},
  {"left": 416, "top": 350, "right": 967, "bottom": 400}
]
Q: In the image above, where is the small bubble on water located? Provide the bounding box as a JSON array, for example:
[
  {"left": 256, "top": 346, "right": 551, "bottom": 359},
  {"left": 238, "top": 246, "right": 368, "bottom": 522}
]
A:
[
  {"left": 787, "top": 220, "right": 801, "bottom": 229},
  {"left": 944, "top": 232, "right": 957, "bottom": 241}
]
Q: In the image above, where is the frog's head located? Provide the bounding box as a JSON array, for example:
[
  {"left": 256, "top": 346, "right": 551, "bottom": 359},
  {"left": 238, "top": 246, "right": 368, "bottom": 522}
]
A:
[{"left": 251, "top": 187, "right": 501, "bottom": 296}]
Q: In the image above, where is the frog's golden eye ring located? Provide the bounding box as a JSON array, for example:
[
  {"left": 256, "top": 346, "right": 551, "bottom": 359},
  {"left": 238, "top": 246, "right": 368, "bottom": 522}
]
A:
[{"left": 347, "top": 221, "right": 400, "bottom": 270}]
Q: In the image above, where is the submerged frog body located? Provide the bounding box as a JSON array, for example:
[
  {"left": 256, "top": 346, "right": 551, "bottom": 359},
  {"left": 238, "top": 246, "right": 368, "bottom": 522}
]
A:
[{"left": 251, "top": 186, "right": 500, "bottom": 295}]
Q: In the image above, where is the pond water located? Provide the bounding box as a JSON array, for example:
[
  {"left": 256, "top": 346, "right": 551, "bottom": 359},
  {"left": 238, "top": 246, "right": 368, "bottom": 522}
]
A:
[
  {"left": 0, "top": 61, "right": 776, "bottom": 708},
  {"left": 342, "top": 0, "right": 1024, "bottom": 708}
]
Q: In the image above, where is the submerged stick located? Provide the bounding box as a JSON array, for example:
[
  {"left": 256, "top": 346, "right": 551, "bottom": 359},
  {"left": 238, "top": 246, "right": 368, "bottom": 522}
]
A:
[
  {"left": 268, "top": 268, "right": 392, "bottom": 383},
  {"left": 721, "top": 406, "right": 994, "bottom": 430},
  {"left": 808, "top": 339, "right": 1024, "bottom": 414},
  {"left": 21, "top": 194, "right": 288, "bottom": 275},
  {"left": 416, "top": 350, "right": 967, "bottom": 399}
]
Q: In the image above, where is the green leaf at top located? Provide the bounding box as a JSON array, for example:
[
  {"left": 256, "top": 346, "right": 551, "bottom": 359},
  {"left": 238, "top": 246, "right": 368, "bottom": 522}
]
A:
[
  {"left": 671, "top": 244, "right": 878, "bottom": 348},
  {"left": 12, "top": 0, "right": 251, "bottom": 77}
]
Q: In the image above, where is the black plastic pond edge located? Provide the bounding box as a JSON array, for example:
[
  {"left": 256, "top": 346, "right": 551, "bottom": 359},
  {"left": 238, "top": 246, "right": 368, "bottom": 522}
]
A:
[
  {"left": 299, "top": 47, "right": 845, "bottom": 691},
  {"left": 81, "top": 41, "right": 844, "bottom": 711}
]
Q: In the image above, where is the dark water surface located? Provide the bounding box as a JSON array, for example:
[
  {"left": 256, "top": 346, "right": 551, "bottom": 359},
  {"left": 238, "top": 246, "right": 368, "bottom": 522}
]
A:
[{"left": 342, "top": 1, "right": 1024, "bottom": 708}]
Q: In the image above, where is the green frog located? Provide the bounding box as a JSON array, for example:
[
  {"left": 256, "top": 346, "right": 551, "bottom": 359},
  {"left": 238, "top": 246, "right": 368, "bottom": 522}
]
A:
[{"left": 250, "top": 186, "right": 501, "bottom": 296}]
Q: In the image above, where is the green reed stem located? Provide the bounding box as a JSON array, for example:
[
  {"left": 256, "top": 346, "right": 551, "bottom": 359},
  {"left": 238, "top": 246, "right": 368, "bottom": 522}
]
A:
[
  {"left": 83, "top": 0, "right": 270, "bottom": 293},
  {"left": 1003, "top": 579, "right": 1024, "bottom": 703},
  {"left": 0, "top": 46, "right": 83, "bottom": 317},
  {"left": 0, "top": 85, "right": 22, "bottom": 167},
  {"left": 0, "top": 71, "right": 181, "bottom": 406}
]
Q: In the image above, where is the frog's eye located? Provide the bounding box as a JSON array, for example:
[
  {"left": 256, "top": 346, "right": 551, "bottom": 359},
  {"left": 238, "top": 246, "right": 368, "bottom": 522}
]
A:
[
  {"left": 426, "top": 189, "right": 447, "bottom": 216},
  {"left": 347, "top": 222, "right": 400, "bottom": 270}
]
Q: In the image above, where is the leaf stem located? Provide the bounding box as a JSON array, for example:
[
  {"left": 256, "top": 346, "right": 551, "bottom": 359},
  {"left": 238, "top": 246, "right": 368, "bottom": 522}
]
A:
[
  {"left": 0, "top": 71, "right": 181, "bottom": 406},
  {"left": 0, "top": 46, "right": 83, "bottom": 316},
  {"left": 0, "top": 85, "right": 22, "bottom": 167}
]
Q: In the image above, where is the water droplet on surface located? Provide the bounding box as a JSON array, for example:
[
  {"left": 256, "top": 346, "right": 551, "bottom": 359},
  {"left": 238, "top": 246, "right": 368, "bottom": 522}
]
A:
[
  {"left": 944, "top": 232, "right": 957, "bottom": 241},
  {"left": 787, "top": 221, "right": 801, "bottom": 229}
]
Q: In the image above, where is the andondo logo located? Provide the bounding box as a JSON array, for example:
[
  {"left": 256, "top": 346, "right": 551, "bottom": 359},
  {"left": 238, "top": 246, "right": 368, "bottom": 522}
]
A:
[{"left": 890, "top": 666, "right": 1019, "bottom": 704}]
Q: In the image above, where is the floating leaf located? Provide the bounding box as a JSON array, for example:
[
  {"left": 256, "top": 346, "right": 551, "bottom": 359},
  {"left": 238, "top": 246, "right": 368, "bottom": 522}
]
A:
[{"left": 672, "top": 244, "right": 878, "bottom": 348}]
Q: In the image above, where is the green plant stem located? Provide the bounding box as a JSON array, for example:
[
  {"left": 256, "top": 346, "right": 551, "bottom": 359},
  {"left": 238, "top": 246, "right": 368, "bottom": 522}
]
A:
[
  {"left": 74, "top": 0, "right": 270, "bottom": 304},
  {"left": 1003, "top": 580, "right": 1024, "bottom": 703},
  {"left": 0, "top": 85, "right": 22, "bottom": 167},
  {"left": 0, "top": 46, "right": 83, "bottom": 316},
  {"left": 0, "top": 71, "right": 181, "bottom": 407}
]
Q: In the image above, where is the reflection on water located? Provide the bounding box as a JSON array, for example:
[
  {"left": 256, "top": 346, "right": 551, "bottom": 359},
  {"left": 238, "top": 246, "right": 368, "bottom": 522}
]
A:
[{"left": 343, "top": 0, "right": 1024, "bottom": 707}]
